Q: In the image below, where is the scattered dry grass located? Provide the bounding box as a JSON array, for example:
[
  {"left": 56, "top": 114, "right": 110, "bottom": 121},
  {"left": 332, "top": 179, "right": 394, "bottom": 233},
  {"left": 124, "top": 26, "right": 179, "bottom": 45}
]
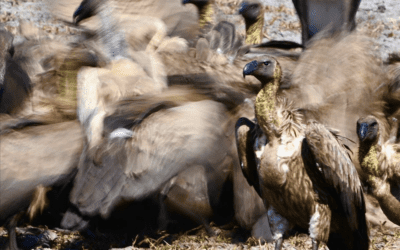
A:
[
  {"left": 264, "top": 5, "right": 296, "bottom": 16},
  {"left": 3, "top": 223, "right": 399, "bottom": 250}
]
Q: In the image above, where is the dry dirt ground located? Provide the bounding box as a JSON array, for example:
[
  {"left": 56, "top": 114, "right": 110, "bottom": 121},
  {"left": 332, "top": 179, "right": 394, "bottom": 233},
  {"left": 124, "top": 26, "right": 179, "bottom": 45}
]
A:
[{"left": 1, "top": 0, "right": 400, "bottom": 249}]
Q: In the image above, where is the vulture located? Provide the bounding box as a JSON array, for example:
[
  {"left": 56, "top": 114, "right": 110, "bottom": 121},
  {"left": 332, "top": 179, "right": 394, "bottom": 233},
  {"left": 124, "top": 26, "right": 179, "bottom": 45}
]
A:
[
  {"left": 238, "top": 56, "right": 369, "bottom": 250},
  {"left": 65, "top": 0, "right": 259, "bottom": 237},
  {"left": 0, "top": 29, "right": 32, "bottom": 115},
  {"left": 238, "top": 0, "right": 303, "bottom": 54},
  {"left": 357, "top": 115, "right": 400, "bottom": 226},
  {"left": 72, "top": 0, "right": 168, "bottom": 150},
  {"left": 70, "top": 0, "right": 275, "bottom": 240},
  {"left": 0, "top": 117, "right": 84, "bottom": 250},
  {"left": 292, "top": 0, "right": 362, "bottom": 45},
  {"left": 60, "top": 87, "right": 244, "bottom": 235}
]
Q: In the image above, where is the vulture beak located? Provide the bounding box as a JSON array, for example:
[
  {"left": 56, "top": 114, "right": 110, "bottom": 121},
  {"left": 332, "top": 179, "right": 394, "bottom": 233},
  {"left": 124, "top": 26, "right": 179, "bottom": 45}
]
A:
[
  {"left": 8, "top": 45, "right": 15, "bottom": 58},
  {"left": 358, "top": 122, "right": 369, "bottom": 141},
  {"left": 239, "top": 2, "right": 249, "bottom": 14},
  {"left": 73, "top": 4, "right": 84, "bottom": 24},
  {"left": 243, "top": 60, "right": 258, "bottom": 78}
]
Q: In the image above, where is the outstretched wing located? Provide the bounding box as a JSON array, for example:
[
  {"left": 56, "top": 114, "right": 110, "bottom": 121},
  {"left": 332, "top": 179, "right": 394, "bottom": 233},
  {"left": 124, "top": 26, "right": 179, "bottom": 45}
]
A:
[
  {"left": 302, "top": 121, "right": 369, "bottom": 250},
  {"left": 235, "top": 117, "right": 261, "bottom": 196}
]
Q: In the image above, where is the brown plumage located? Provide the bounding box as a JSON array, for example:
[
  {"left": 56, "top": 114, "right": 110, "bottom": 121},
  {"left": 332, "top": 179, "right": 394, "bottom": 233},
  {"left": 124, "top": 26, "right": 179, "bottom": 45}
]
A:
[
  {"left": 0, "top": 118, "right": 84, "bottom": 250},
  {"left": 60, "top": 87, "right": 245, "bottom": 233},
  {"left": 357, "top": 115, "right": 400, "bottom": 225},
  {"left": 282, "top": 30, "right": 388, "bottom": 182},
  {"left": 183, "top": 0, "right": 244, "bottom": 58},
  {"left": 0, "top": 29, "right": 32, "bottom": 115},
  {"left": 68, "top": 0, "right": 246, "bottom": 236},
  {"left": 238, "top": 57, "right": 369, "bottom": 250},
  {"left": 292, "top": 0, "right": 361, "bottom": 45}
]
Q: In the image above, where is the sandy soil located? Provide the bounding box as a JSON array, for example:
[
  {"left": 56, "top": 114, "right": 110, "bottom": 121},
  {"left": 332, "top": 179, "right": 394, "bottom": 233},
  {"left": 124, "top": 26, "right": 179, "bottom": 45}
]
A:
[{"left": 1, "top": 0, "right": 400, "bottom": 249}]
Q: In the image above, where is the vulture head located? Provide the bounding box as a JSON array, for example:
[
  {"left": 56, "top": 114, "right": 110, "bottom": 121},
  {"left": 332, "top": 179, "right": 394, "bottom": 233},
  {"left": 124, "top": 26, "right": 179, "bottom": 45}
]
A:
[
  {"left": 73, "top": 0, "right": 103, "bottom": 24},
  {"left": 242, "top": 58, "right": 281, "bottom": 87},
  {"left": 238, "top": 0, "right": 263, "bottom": 45},
  {"left": 239, "top": 1, "right": 262, "bottom": 24},
  {"left": 357, "top": 115, "right": 380, "bottom": 144}
]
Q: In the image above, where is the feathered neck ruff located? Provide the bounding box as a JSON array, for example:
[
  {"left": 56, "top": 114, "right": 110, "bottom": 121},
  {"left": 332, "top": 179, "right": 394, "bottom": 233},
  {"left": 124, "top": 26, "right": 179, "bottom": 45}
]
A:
[
  {"left": 198, "top": 1, "right": 215, "bottom": 30},
  {"left": 245, "top": 14, "right": 264, "bottom": 45},
  {"left": 255, "top": 62, "right": 304, "bottom": 140}
]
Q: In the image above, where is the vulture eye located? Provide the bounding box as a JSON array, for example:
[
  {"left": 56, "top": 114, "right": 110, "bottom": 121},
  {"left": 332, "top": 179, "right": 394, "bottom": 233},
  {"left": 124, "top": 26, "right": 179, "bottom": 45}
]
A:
[
  {"left": 263, "top": 61, "right": 271, "bottom": 66},
  {"left": 371, "top": 122, "right": 378, "bottom": 127}
]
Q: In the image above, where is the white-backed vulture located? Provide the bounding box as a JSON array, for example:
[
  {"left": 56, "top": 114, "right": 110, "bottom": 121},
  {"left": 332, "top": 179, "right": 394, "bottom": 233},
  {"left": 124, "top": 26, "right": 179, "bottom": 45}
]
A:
[
  {"left": 71, "top": 0, "right": 168, "bottom": 150},
  {"left": 292, "top": 0, "right": 361, "bottom": 45},
  {"left": 0, "top": 118, "right": 84, "bottom": 250},
  {"left": 69, "top": 0, "right": 275, "bottom": 239},
  {"left": 60, "top": 88, "right": 242, "bottom": 234},
  {"left": 357, "top": 115, "right": 400, "bottom": 226},
  {"left": 238, "top": 0, "right": 303, "bottom": 57},
  {"left": 0, "top": 29, "right": 32, "bottom": 115},
  {"left": 238, "top": 57, "right": 369, "bottom": 250},
  {"left": 63, "top": 0, "right": 256, "bottom": 237}
]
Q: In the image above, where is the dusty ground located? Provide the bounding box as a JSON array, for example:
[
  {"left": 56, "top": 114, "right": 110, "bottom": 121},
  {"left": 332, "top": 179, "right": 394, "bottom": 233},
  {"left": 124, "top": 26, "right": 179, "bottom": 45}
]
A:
[{"left": 1, "top": 0, "right": 400, "bottom": 249}]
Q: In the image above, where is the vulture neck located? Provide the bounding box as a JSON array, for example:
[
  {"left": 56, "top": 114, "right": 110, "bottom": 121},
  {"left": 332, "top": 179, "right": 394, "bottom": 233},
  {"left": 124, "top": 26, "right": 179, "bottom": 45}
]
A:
[
  {"left": 97, "top": 2, "right": 128, "bottom": 61},
  {"left": 198, "top": 2, "right": 215, "bottom": 30},
  {"left": 255, "top": 67, "right": 281, "bottom": 138},
  {"left": 245, "top": 14, "right": 264, "bottom": 44},
  {"left": 359, "top": 139, "right": 382, "bottom": 177}
]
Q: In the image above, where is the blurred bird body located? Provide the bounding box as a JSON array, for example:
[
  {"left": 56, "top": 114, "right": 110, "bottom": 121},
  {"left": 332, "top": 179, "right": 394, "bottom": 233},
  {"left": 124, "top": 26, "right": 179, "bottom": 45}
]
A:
[
  {"left": 0, "top": 118, "right": 83, "bottom": 249},
  {"left": 0, "top": 29, "right": 32, "bottom": 115},
  {"left": 292, "top": 0, "right": 361, "bottom": 45}
]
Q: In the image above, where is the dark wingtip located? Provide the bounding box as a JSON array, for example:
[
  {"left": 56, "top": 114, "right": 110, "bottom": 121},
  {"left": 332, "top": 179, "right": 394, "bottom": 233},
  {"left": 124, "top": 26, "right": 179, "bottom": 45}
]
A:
[
  {"left": 238, "top": 2, "right": 249, "bottom": 14},
  {"left": 243, "top": 60, "right": 258, "bottom": 78}
]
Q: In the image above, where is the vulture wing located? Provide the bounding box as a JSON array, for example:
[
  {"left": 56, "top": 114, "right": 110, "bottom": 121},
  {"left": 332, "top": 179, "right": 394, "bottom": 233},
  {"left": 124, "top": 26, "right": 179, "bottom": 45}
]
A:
[
  {"left": 235, "top": 117, "right": 261, "bottom": 196},
  {"left": 69, "top": 99, "right": 232, "bottom": 219},
  {"left": 301, "top": 121, "right": 368, "bottom": 250}
]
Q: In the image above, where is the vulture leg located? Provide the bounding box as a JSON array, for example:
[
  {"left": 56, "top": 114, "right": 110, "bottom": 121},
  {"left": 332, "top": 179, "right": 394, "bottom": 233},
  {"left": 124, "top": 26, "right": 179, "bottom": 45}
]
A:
[
  {"left": 311, "top": 239, "right": 320, "bottom": 250},
  {"left": 274, "top": 237, "right": 283, "bottom": 250},
  {"left": 5, "top": 212, "right": 24, "bottom": 250},
  {"left": 267, "top": 207, "right": 289, "bottom": 250}
]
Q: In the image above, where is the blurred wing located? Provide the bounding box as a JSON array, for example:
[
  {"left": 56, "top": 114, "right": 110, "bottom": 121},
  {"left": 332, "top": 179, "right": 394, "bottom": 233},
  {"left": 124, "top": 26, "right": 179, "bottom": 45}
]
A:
[
  {"left": 235, "top": 117, "right": 261, "bottom": 196},
  {"left": 70, "top": 100, "right": 232, "bottom": 218},
  {"left": 301, "top": 121, "right": 367, "bottom": 233},
  {"left": 0, "top": 121, "right": 83, "bottom": 221}
]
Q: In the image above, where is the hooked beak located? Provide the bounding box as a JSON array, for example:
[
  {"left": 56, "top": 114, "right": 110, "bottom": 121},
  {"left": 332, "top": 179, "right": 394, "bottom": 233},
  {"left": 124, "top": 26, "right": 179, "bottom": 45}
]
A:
[
  {"left": 73, "top": 4, "right": 84, "bottom": 24},
  {"left": 243, "top": 60, "right": 258, "bottom": 78},
  {"left": 358, "top": 123, "right": 369, "bottom": 141},
  {"left": 239, "top": 2, "right": 249, "bottom": 14}
]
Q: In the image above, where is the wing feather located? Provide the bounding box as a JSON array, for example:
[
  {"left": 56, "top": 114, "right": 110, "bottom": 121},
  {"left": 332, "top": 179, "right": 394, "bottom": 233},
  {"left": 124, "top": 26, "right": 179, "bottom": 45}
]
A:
[
  {"left": 235, "top": 117, "right": 261, "bottom": 196},
  {"left": 302, "top": 121, "right": 368, "bottom": 249}
]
